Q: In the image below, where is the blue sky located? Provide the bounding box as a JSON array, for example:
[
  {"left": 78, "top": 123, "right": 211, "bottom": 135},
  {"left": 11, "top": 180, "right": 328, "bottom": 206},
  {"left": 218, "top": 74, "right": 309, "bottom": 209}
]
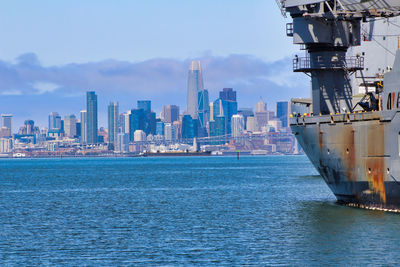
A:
[{"left": 0, "top": 0, "right": 308, "bottom": 129}]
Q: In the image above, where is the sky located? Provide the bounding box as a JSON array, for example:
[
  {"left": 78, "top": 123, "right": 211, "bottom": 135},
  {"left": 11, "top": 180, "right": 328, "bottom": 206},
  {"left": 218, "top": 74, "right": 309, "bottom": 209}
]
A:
[{"left": 0, "top": 0, "right": 309, "bottom": 130}]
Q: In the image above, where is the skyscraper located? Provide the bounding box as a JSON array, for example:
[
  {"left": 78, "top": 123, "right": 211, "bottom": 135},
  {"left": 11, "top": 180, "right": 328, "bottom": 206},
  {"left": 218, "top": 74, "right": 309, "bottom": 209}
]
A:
[
  {"left": 48, "top": 112, "right": 61, "bottom": 130},
  {"left": 64, "top": 114, "right": 77, "bottom": 138},
  {"left": 219, "top": 88, "right": 236, "bottom": 101},
  {"left": 86, "top": 91, "right": 98, "bottom": 144},
  {"left": 137, "top": 100, "right": 151, "bottom": 112},
  {"left": 197, "top": 89, "right": 210, "bottom": 129},
  {"left": 80, "top": 110, "right": 87, "bottom": 144},
  {"left": 231, "top": 114, "right": 245, "bottom": 137},
  {"left": 277, "top": 101, "right": 289, "bottom": 128},
  {"left": 108, "top": 102, "right": 119, "bottom": 147},
  {"left": 129, "top": 109, "right": 145, "bottom": 141},
  {"left": 1, "top": 114, "right": 12, "bottom": 131},
  {"left": 256, "top": 98, "right": 267, "bottom": 112},
  {"left": 163, "top": 105, "right": 180, "bottom": 123},
  {"left": 187, "top": 60, "right": 204, "bottom": 119},
  {"left": 182, "top": 114, "right": 198, "bottom": 139},
  {"left": 213, "top": 89, "right": 238, "bottom": 135}
]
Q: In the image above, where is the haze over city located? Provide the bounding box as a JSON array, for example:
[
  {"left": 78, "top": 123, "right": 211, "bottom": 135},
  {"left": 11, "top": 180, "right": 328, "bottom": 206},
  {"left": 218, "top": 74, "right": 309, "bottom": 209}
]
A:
[{"left": 0, "top": 0, "right": 308, "bottom": 128}]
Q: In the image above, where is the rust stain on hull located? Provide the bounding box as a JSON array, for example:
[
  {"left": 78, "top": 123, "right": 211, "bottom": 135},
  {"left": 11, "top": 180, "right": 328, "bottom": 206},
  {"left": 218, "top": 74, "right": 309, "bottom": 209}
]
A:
[{"left": 366, "top": 157, "right": 386, "bottom": 203}]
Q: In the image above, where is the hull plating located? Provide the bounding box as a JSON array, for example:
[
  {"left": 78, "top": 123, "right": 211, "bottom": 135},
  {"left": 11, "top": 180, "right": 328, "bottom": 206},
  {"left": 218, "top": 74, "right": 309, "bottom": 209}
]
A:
[{"left": 291, "top": 111, "right": 400, "bottom": 208}]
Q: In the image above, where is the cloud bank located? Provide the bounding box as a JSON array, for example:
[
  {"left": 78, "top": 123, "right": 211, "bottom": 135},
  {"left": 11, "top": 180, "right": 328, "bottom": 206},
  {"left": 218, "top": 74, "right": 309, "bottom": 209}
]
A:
[{"left": 0, "top": 53, "right": 309, "bottom": 128}]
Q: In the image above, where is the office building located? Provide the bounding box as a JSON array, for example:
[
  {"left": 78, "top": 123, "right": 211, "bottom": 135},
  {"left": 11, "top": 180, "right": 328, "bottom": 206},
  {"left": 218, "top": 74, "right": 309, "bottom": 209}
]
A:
[
  {"left": 164, "top": 123, "right": 177, "bottom": 141},
  {"left": 0, "top": 127, "right": 11, "bottom": 138},
  {"left": 86, "top": 91, "right": 98, "bottom": 144},
  {"left": 137, "top": 100, "right": 151, "bottom": 112},
  {"left": 129, "top": 109, "right": 145, "bottom": 141},
  {"left": 156, "top": 121, "right": 164, "bottom": 136},
  {"left": 219, "top": 88, "right": 236, "bottom": 101},
  {"left": 134, "top": 130, "right": 146, "bottom": 142},
  {"left": 0, "top": 138, "right": 12, "bottom": 153},
  {"left": 182, "top": 114, "right": 198, "bottom": 139},
  {"left": 80, "top": 110, "right": 87, "bottom": 144},
  {"left": 256, "top": 98, "right": 267, "bottom": 112},
  {"left": 64, "top": 115, "right": 77, "bottom": 138},
  {"left": 246, "top": 116, "right": 258, "bottom": 132},
  {"left": 197, "top": 89, "right": 210, "bottom": 128},
  {"left": 187, "top": 60, "right": 204, "bottom": 119},
  {"left": 163, "top": 105, "right": 180, "bottom": 123},
  {"left": 48, "top": 112, "right": 61, "bottom": 130},
  {"left": 237, "top": 108, "right": 254, "bottom": 129},
  {"left": 231, "top": 114, "right": 245, "bottom": 137},
  {"left": 116, "top": 133, "right": 129, "bottom": 152},
  {"left": 1, "top": 114, "right": 12, "bottom": 131},
  {"left": 277, "top": 101, "right": 290, "bottom": 128},
  {"left": 213, "top": 92, "right": 238, "bottom": 135},
  {"left": 108, "top": 102, "right": 119, "bottom": 146}
]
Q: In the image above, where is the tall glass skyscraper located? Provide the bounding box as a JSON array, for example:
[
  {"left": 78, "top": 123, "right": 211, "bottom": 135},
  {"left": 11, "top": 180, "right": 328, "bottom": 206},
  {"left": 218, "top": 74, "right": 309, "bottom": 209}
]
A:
[
  {"left": 48, "top": 112, "right": 61, "bottom": 130},
  {"left": 277, "top": 101, "right": 289, "bottom": 128},
  {"left": 137, "top": 100, "right": 151, "bottom": 112},
  {"left": 86, "top": 91, "right": 98, "bottom": 144},
  {"left": 197, "top": 89, "right": 210, "bottom": 128},
  {"left": 187, "top": 60, "right": 204, "bottom": 119},
  {"left": 108, "top": 102, "right": 119, "bottom": 147}
]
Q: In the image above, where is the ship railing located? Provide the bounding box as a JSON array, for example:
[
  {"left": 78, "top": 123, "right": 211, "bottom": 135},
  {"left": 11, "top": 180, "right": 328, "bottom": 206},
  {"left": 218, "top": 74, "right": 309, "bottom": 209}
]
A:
[{"left": 293, "top": 56, "right": 364, "bottom": 72}]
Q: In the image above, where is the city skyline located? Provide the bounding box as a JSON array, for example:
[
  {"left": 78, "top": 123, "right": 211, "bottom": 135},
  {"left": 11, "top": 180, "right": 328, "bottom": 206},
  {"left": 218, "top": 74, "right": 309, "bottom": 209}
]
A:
[{"left": 0, "top": 1, "right": 309, "bottom": 129}]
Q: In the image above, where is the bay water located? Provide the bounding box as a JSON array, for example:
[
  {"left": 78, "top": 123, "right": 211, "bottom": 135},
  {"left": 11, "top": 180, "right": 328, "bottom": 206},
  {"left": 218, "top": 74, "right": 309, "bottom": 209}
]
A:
[{"left": 0, "top": 156, "right": 399, "bottom": 265}]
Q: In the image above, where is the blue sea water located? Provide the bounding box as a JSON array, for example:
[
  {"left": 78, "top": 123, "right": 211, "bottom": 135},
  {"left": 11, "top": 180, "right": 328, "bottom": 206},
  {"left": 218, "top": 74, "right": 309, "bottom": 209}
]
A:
[{"left": 0, "top": 155, "right": 399, "bottom": 266}]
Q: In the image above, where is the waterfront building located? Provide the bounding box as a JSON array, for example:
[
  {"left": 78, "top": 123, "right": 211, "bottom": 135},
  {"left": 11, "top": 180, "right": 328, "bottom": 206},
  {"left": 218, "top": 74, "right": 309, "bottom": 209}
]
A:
[
  {"left": 80, "top": 110, "right": 87, "bottom": 144},
  {"left": 116, "top": 133, "right": 129, "bottom": 152},
  {"left": 48, "top": 112, "right": 62, "bottom": 130},
  {"left": 1, "top": 114, "right": 12, "bottom": 131},
  {"left": 187, "top": 60, "right": 204, "bottom": 119},
  {"left": 277, "top": 101, "right": 290, "bottom": 128},
  {"left": 134, "top": 130, "right": 146, "bottom": 142},
  {"left": 163, "top": 105, "right": 180, "bottom": 123},
  {"left": 108, "top": 102, "right": 119, "bottom": 147},
  {"left": 64, "top": 115, "right": 77, "bottom": 138},
  {"left": 164, "top": 123, "right": 177, "bottom": 141},
  {"left": 231, "top": 114, "right": 245, "bottom": 137},
  {"left": 182, "top": 114, "right": 198, "bottom": 139},
  {"left": 86, "top": 91, "right": 98, "bottom": 144}
]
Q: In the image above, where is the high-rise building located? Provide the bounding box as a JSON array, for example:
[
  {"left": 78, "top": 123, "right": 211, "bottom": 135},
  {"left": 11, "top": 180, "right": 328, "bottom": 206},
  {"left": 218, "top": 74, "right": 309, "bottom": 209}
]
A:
[
  {"left": 80, "top": 110, "right": 87, "bottom": 144},
  {"left": 129, "top": 109, "right": 145, "bottom": 141},
  {"left": 116, "top": 133, "right": 129, "bottom": 152},
  {"left": 108, "top": 102, "right": 119, "bottom": 147},
  {"left": 197, "top": 89, "right": 210, "bottom": 128},
  {"left": 256, "top": 98, "right": 267, "bottom": 112},
  {"left": 187, "top": 60, "right": 204, "bottom": 119},
  {"left": 277, "top": 101, "right": 289, "bottom": 128},
  {"left": 237, "top": 108, "right": 254, "bottom": 129},
  {"left": 64, "top": 115, "right": 77, "bottom": 138},
  {"left": 214, "top": 115, "right": 226, "bottom": 136},
  {"left": 137, "top": 100, "right": 151, "bottom": 112},
  {"left": 0, "top": 138, "right": 12, "bottom": 153},
  {"left": 156, "top": 121, "right": 164, "bottom": 136},
  {"left": 182, "top": 115, "right": 198, "bottom": 139},
  {"left": 1, "top": 114, "right": 12, "bottom": 131},
  {"left": 86, "top": 91, "right": 98, "bottom": 144},
  {"left": 164, "top": 123, "right": 176, "bottom": 141},
  {"left": 219, "top": 88, "right": 236, "bottom": 101},
  {"left": 246, "top": 116, "right": 258, "bottom": 132},
  {"left": 163, "top": 105, "right": 180, "bottom": 123},
  {"left": 231, "top": 114, "right": 245, "bottom": 137},
  {"left": 213, "top": 93, "right": 237, "bottom": 135},
  {"left": 48, "top": 112, "right": 61, "bottom": 130}
]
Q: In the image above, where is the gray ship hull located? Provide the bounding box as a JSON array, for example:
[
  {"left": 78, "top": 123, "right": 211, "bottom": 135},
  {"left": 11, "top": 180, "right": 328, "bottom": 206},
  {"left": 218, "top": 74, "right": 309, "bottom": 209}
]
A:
[{"left": 291, "top": 110, "right": 400, "bottom": 208}]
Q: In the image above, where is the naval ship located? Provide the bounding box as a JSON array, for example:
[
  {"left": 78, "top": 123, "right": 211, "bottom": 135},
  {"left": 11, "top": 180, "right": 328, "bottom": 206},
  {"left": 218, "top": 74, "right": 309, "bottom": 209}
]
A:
[{"left": 277, "top": 0, "right": 400, "bottom": 208}]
